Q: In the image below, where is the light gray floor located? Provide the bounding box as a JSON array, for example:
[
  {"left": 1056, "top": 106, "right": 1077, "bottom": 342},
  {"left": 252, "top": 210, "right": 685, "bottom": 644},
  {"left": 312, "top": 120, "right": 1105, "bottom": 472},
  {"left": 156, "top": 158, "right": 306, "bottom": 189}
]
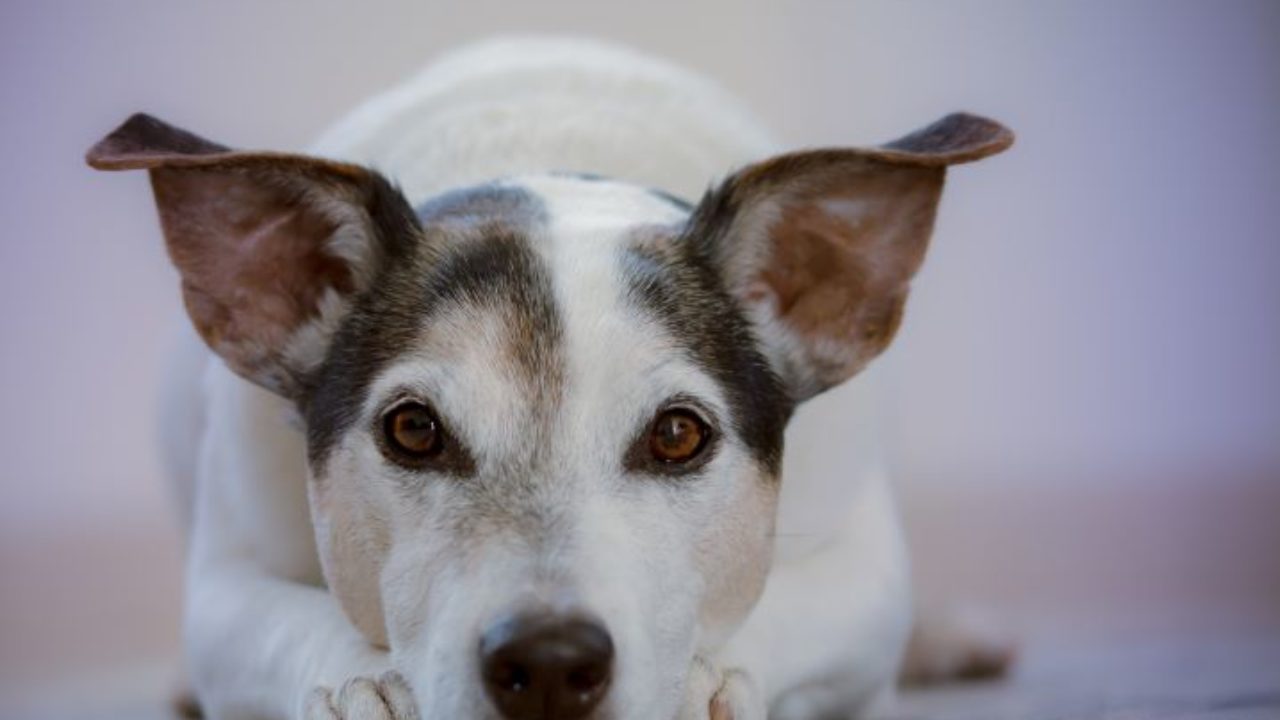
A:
[
  {"left": 12, "top": 633, "right": 1280, "bottom": 720},
  {"left": 883, "top": 633, "right": 1280, "bottom": 720},
  {"left": 8, "top": 480, "right": 1277, "bottom": 720}
]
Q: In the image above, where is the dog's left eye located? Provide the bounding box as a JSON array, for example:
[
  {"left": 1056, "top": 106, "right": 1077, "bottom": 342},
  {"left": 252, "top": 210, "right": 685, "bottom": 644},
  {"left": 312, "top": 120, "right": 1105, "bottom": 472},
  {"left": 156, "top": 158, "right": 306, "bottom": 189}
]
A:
[{"left": 382, "top": 401, "right": 443, "bottom": 459}]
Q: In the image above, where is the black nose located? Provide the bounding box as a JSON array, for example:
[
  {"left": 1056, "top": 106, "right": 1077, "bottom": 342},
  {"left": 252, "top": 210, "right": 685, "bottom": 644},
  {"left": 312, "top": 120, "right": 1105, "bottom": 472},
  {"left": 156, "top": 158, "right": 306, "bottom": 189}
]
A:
[{"left": 480, "top": 613, "right": 614, "bottom": 720}]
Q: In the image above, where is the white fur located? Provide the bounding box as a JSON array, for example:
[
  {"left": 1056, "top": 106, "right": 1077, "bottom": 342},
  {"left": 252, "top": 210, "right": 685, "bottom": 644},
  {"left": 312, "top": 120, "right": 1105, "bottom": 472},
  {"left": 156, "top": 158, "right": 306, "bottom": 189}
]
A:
[
  {"left": 169, "top": 37, "right": 910, "bottom": 720},
  {"left": 309, "top": 37, "right": 777, "bottom": 201}
]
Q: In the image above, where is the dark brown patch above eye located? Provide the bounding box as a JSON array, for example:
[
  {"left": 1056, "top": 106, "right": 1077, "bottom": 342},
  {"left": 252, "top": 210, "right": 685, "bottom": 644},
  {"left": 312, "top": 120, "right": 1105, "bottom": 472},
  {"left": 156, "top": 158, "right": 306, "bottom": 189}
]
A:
[
  {"left": 622, "top": 243, "right": 793, "bottom": 476},
  {"left": 649, "top": 409, "right": 709, "bottom": 463},
  {"left": 383, "top": 402, "right": 442, "bottom": 459}
]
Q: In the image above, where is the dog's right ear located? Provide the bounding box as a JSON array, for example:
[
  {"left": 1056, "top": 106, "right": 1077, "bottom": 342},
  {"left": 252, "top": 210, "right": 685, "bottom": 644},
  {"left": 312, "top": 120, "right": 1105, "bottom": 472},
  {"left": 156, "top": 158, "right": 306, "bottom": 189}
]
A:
[
  {"left": 87, "top": 114, "right": 419, "bottom": 398},
  {"left": 688, "top": 113, "right": 1013, "bottom": 402}
]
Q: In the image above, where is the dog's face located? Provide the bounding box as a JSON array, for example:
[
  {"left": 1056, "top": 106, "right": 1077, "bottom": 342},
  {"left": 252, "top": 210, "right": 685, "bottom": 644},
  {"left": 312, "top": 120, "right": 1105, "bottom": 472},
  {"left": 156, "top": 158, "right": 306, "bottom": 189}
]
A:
[
  {"left": 305, "top": 175, "right": 793, "bottom": 718},
  {"left": 88, "top": 113, "right": 1010, "bottom": 719}
]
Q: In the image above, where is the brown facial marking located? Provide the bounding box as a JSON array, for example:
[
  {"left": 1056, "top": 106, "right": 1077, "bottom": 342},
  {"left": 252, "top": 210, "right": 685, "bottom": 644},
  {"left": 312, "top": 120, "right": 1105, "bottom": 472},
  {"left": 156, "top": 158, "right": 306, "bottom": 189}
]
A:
[
  {"left": 415, "top": 187, "right": 560, "bottom": 408},
  {"left": 623, "top": 232, "right": 793, "bottom": 476},
  {"left": 310, "top": 476, "right": 392, "bottom": 648},
  {"left": 304, "top": 188, "right": 554, "bottom": 472}
]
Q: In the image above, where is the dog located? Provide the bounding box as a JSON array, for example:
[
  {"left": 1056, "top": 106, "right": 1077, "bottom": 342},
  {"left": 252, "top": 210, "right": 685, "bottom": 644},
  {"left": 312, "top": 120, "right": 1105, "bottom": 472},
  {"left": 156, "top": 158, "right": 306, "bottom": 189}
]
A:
[{"left": 87, "top": 38, "right": 1012, "bottom": 720}]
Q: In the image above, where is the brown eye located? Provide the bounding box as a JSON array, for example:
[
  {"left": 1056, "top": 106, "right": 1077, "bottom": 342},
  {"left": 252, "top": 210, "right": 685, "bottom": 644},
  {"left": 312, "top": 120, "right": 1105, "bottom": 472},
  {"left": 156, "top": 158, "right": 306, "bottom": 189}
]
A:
[
  {"left": 383, "top": 402, "right": 442, "bottom": 459},
  {"left": 649, "top": 409, "right": 710, "bottom": 464}
]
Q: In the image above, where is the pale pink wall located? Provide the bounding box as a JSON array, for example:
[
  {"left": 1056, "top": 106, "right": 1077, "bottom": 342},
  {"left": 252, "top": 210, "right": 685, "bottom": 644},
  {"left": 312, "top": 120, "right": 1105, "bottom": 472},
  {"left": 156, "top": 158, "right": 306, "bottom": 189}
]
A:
[{"left": 776, "top": 1, "right": 1280, "bottom": 484}]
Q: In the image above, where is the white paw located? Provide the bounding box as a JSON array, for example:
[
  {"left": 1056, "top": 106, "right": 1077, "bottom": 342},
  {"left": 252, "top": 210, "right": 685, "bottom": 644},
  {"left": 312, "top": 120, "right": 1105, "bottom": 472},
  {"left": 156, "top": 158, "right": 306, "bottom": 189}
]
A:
[
  {"left": 304, "top": 671, "right": 419, "bottom": 720},
  {"left": 679, "top": 657, "right": 766, "bottom": 720}
]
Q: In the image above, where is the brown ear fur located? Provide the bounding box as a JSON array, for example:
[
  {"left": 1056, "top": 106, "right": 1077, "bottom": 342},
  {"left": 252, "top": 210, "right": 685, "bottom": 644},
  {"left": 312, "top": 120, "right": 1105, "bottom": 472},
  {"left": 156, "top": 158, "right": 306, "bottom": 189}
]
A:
[
  {"left": 693, "top": 113, "right": 1013, "bottom": 400},
  {"left": 87, "top": 114, "right": 414, "bottom": 396}
]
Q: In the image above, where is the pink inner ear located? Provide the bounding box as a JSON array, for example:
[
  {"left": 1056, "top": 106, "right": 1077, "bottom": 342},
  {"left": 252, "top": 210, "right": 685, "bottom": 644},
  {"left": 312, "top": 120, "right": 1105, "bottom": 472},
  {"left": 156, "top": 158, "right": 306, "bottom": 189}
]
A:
[
  {"left": 153, "top": 167, "right": 354, "bottom": 384},
  {"left": 758, "top": 189, "right": 929, "bottom": 342},
  {"left": 747, "top": 167, "right": 942, "bottom": 387},
  {"left": 760, "top": 202, "right": 871, "bottom": 342}
]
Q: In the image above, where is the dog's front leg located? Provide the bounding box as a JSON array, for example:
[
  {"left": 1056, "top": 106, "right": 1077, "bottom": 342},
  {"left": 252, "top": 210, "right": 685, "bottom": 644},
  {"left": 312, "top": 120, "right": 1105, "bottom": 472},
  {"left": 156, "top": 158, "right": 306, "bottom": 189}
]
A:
[
  {"left": 184, "top": 557, "right": 418, "bottom": 720},
  {"left": 181, "top": 367, "right": 417, "bottom": 720},
  {"left": 705, "top": 473, "right": 913, "bottom": 720}
]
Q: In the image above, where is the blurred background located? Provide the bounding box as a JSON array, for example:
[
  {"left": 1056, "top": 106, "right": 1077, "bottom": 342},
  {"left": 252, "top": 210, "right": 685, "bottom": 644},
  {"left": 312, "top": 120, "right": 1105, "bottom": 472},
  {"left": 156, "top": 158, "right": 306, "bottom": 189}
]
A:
[{"left": 2, "top": 0, "right": 1277, "bottom": 717}]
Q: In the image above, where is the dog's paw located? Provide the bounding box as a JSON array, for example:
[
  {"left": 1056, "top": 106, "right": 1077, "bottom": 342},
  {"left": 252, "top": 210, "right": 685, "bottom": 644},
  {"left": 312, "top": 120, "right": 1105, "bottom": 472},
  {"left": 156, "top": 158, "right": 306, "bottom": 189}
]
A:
[
  {"left": 304, "top": 671, "right": 419, "bottom": 720},
  {"left": 679, "top": 657, "right": 766, "bottom": 720}
]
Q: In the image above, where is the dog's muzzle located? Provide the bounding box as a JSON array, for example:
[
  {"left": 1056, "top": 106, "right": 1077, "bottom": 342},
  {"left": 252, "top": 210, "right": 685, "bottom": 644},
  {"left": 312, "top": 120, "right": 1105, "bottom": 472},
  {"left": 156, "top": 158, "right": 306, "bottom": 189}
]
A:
[{"left": 479, "top": 612, "right": 615, "bottom": 719}]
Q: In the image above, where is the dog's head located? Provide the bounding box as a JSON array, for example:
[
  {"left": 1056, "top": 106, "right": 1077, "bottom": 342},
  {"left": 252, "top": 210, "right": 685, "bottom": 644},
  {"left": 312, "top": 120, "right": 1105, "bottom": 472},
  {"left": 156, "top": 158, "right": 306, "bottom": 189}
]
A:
[{"left": 88, "top": 112, "right": 1009, "bottom": 719}]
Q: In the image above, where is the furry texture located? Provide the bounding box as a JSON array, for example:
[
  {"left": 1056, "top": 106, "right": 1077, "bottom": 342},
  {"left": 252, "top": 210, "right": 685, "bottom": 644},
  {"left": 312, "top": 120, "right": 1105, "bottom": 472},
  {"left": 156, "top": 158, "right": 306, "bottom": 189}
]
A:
[{"left": 89, "top": 36, "right": 1015, "bottom": 720}]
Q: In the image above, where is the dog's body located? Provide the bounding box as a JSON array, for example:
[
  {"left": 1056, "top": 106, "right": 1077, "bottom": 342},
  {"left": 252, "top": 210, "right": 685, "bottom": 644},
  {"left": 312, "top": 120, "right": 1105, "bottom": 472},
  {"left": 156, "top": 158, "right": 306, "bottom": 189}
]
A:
[{"left": 92, "top": 38, "right": 1011, "bottom": 720}]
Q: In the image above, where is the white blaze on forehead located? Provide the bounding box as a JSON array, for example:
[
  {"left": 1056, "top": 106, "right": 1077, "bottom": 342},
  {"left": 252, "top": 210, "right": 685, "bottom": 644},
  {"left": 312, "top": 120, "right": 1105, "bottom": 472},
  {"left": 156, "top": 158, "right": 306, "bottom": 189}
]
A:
[
  {"left": 516, "top": 176, "right": 730, "bottom": 447},
  {"left": 345, "top": 175, "right": 725, "bottom": 474},
  {"left": 508, "top": 176, "right": 754, "bottom": 720}
]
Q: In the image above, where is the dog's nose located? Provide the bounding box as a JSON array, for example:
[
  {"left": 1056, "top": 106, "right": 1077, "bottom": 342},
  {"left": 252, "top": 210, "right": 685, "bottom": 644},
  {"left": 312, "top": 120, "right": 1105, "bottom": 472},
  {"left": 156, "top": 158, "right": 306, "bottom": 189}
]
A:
[{"left": 479, "top": 613, "right": 614, "bottom": 720}]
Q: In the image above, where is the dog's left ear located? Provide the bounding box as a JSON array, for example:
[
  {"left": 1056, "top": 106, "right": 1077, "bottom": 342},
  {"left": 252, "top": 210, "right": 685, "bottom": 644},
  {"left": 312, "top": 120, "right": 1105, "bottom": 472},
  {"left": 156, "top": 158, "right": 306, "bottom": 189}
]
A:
[
  {"left": 690, "top": 113, "right": 1013, "bottom": 401},
  {"left": 87, "top": 114, "right": 419, "bottom": 398}
]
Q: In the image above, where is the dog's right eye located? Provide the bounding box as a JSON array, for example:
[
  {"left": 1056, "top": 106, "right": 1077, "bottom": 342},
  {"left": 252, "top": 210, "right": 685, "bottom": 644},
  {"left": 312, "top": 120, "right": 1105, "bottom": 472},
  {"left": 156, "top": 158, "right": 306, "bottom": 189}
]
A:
[
  {"left": 382, "top": 402, "right": 443, "bottom": 460},
  {"left": 649, "top": 409, "right": 710, "bottom": 464}
]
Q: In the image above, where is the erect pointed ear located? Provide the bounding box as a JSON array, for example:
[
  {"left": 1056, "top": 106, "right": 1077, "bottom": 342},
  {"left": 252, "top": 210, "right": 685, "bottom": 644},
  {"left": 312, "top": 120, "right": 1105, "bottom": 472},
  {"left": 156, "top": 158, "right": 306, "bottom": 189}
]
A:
[
  {"left": 689, "top": 113, "right": 1013, "bottom": 401},
  {"left": 87, "top": 114, "right": 420, "bottom": 398}
]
